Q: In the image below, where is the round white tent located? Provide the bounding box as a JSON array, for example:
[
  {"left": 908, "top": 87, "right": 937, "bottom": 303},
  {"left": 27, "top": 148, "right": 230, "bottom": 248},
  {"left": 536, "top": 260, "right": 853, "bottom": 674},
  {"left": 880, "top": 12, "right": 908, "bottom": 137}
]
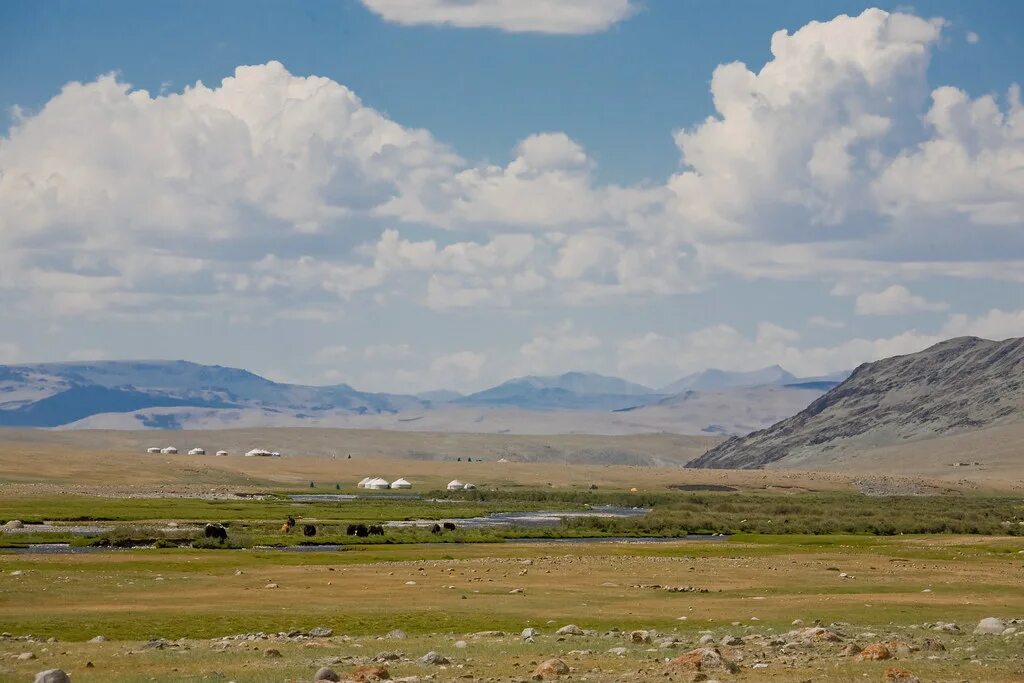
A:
[
  {"left": 245, "top": 448, "right": 273, "bottom": 457},
  {"left": 215, "top": 450, "right": 228, "bottom": 456},
  {"left": 356, "top": 477, "right": 373, "bottom": 488},
  {"left": 160, "top": 446, "right": 178, "bottom": 454},
  {"left": 390, "top": 478, "right": 412, "bottom": 489},
  {"left": 446, "top": 479, "right": 464, "bottom": 491},
  {"left": 188, "top": 447, "right": 206, "bottom": 456},
  {"left": 366, "top": 477, "right": 391, "bottom": 490},
  {"left": 146, "top": 447, "right": 160, "bottom": 454}
]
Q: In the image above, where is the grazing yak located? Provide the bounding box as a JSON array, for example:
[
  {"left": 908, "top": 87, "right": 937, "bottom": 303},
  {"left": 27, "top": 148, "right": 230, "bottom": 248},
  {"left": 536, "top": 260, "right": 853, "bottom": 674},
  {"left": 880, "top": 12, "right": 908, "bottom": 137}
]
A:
[
  {"left": 302, "top": 524, "right": 317, "bottom": 537},
  {"left": 431, "top": 523, "right": 442, "bottom": 534},
  {"left": 280, "top": 516, "right": 296, "bottom": 534},
  {"left": 368, "top": 525, "right": 384, "bottom": 536},
  {"left": 204, "top": 523, "right": 228, "bottom": 542},
  {"left": 443, "top": 522, "right": 456, "bottom": 531},
  {"left": 345, "top": 523, "right": 370, "bottom": 537}
]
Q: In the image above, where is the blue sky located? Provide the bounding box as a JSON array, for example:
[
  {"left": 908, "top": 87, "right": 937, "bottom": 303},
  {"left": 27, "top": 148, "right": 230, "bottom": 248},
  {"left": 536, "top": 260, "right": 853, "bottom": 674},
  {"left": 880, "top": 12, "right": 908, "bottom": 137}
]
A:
[{"left": 0, "top": 1, "right": 1022, "bottom": 391}]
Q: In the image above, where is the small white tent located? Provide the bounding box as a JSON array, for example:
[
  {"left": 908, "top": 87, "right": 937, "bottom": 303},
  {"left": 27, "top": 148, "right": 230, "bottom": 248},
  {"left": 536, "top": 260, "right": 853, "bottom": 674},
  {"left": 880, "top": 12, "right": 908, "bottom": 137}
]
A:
[
  {"left": 146, "top": 447, "right": 160, "bottom": 454},
  {"left": 188, "top": 448, "right": 206, "bottom": 456},
  {"left": 160, "top": 446, "right": 178, "bottom": 454},
  {"left": 446, "top": 479, "right": 464, "bottom": 491},
  {"left": 357, "top": 477, "right": 372, "bottom": 488},
  {"left": 366, "top": 477, "right": 390, "bottom": 490},
  {"left": 245, "top": 448, "right": 272, "bottom": 457},
  {"left": 215, "top": 450, "right": 228, "bottom": 456},
  {"left": 390, "top": 478, "right": 412, "bottom": 489}
]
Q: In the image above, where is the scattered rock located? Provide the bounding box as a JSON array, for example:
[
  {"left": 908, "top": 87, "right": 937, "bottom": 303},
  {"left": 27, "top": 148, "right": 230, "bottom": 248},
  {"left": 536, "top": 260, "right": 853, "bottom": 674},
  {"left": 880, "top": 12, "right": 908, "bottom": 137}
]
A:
[
  {"left": 4, "top": 520, "right": 24, "bottom": 529},
  {"left": 88, "top": 635, "right": 107, "bottom": 643},
  {"left": 314, "top": 666, "right": 341, "bottom": 682},
  {"left": 698, "top": 634, "right": 716, "bottom": 646},
  {"left": 418, "top": 651, "right": 449, "bottom": 665},
  {"left": 974, "top": 617, "right": 1007, "bottom": 635},
  {"left": 720, "top": 635, "right": 744, "bottom": 646},
  {"left": 786, "top": 627, "right": 843, "bottom": 644},
  {"left": 308, "top": 627, "right": 334, "bottom": 638},
  {"left": 882, "top": 666, "right": 919, "bottom": 682},
  {"left": 555, "top": 624, "right": 583, "bottom": 636},
  {"left": 608, "top": 647, "right": 628, "bottom": 656},
  {"left": 454, "top": 640, "right": 467, "bottom": 649},
  {"left": 531, "top": 658, "right": 570, "bottom": 680},
  {"left": 264, "top": 583, "right": 279, "bottom": 589},
  {"left": 264, "top": 648, "right": 282, "bottom": 658},
  {"left": 373, "top": 651, "right": 403, "bottom": 662},
  {"left": 919, "top": 638, "right": 945, "bottom": 652},
  {"left": 34, "top": 671, "right": 70, "bottom": 683},
  {"left": 855, "top": 644, "right": 891, "bottom": 661},
  {"left": 349, "top": 664, "right": 390, "bottom": 681},
  {"left": 521, "top": 627, "right": 539, "bottom": 639},
  {"left": 630, "top": 630, "right": 651, "bottom": 644},
  {"left": 841, "top": 643, "right": 863, "bottom": 657},
  {"left": 667, "top": 647, "right": 740, "bottom": 675},
  {"left": 386, "top": 630, "right": 407, "bottom": 640},
  {"left": 17, "top": 652, "right": 36, "bottom": 661}
]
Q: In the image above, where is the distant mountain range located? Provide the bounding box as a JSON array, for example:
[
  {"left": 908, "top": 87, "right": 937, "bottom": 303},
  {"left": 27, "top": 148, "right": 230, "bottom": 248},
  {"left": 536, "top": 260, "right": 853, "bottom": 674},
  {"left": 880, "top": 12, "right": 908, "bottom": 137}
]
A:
[
  {"left": 0, "top": 360, "right": 844, "bottom": 434},
  {"left": 689, "top": 336, "right": 1024, "bottom": 469}
]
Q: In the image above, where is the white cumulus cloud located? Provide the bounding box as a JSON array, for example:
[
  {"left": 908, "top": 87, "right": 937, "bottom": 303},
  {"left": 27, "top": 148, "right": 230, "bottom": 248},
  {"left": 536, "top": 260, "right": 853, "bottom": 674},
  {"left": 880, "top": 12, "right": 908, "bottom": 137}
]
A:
[
  {"left": 854, "top": 285, "right": 948, "bottom": 315},
  {"left": 359, "top": 0, "right": 636, "bottom": 34}
]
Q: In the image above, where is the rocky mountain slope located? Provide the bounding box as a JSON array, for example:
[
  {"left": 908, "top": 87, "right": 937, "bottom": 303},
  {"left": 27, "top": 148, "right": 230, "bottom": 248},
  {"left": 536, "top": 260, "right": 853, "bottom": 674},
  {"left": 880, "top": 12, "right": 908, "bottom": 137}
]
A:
[{"left": 689, "top": 336, "right": 1024, "bottom": 469}]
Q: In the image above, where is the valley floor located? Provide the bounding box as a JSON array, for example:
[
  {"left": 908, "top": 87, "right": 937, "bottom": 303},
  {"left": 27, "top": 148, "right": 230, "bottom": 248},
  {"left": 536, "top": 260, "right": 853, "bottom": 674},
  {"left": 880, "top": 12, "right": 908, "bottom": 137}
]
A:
[{"left": 2, "top": 536, "right": 1023, "bottom": 681}]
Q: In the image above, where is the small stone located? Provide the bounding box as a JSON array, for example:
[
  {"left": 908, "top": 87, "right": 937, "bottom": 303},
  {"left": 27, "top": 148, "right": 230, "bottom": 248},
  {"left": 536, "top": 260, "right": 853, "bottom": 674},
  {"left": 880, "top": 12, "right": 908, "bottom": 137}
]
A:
[
  {"left": 34, "top": 671, "right": 70, "bottom": 683},
  {"left": 454, "top": 640, "right": 468, "bottom": 649},
  {"left": 720, "top": 635, "right": 743, "bottom": 646},
  {"left": 387, "top": 629, "right": 407, "bottom": 639},
  {"left": 607, "top": 647, "right": 628, "bottom": 656},
  {"left": 349, "top": 664, "right": 390, "bottom": 681},
  {"left": 855, "top": 644, "right": 891, "bottom": 661},
  {"left": 630, "top": 630, "right": 651, "bottom": 644},
  {"left": 308, "top": 626, "right": 333, "bottom": 638},
  {"left": 882, "top": 666, "right": 920, "bottom": 682},
  {"left": 974, "top": 617, "right": 1007, "bottom": 635},
  {"left": 418, "top": 651, "right": 449, "bottom": 665},
  {"left": 314, "top": 666, "right": 341, "bottom": 682},
  {"left": 17, "top": 652, "right": 36, "bottom": 661},
  {"left": 264, "top": 583, "right": 279, "bottom": 589},
  {"left": 521, "top": 627, "right": 539, "bottom": 639},
  {"left": 531, "top": 658, "right": 570, "bottom": 679},
  {"left": 555, "top": 624, "right": 583, "bottom": 636},
  {"left": 89, "top": 635, "right": 107, "bottom": 643},
  {"left": 264, "top": 648, "right": 282, "bottom": 658}
]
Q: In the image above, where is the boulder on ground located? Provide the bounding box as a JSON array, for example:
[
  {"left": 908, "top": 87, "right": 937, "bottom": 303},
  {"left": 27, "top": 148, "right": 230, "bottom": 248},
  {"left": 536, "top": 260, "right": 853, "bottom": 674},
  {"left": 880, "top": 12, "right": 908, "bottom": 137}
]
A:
[
  {"left": 630, "top": 630, "right": 652, "bottom": 643},
  {"left": 974, "top": 617, "right": 1007, "bottom": 635},
  {"left": 348, "top": 664, "right": 390, "bottom": 681},
  {"left": 308, "top": 626, "right": 333, "bottom": 638},
  {"left": 521, "top": 627, "right": 539, "bottom": 639},
  {"left": 314, "top": 666, "right": 341, "bottom": 681},
  {"left": 721, "top": 634, "right": 744, "bottom": 646},
  {"left": 531, "top": 658, "right": 570, "bottom": 680},
  {"left": 883, "top": 666, "right": 920, "bottom": 682},
  {"left": 418, "top": 651, "right": 449, "bottom": 665},
  {"left": 264, "top": 648, "right": 282, "bottom": 658},
  {"left": 555, "top": 624, "right": 583, "bottom": 636},
  {"left": 840, "top": 643, "right": 863, "bottom": 657},
  {"left": 17, "top": 652, "right": 36, "bottom": 661},
  {"left": 855, "top": 643, "right": 891, "bottom": 661},
  {"left": 34, "top": 671, "right": 70, "bottom": 683},
  {"left": 88, "top": 635, "right": 107, "bottom": 643},
  {"left": 4, "top": 520, "right": 24, "bottom": 529},
  {"left": 667, "top": 647, "right": 739, "bottom": 674},
  {"left": 786, "top": 626, "right": 843, "bottom": 644},
  {"left": 386, "top": 629, "right": 407, "bottom": 639}
]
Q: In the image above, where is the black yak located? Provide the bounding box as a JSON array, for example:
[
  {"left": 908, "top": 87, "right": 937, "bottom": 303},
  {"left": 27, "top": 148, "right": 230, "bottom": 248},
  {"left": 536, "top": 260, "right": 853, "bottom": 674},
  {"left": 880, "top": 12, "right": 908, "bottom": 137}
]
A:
[
  {"left": 346, "top": 524, "right": 358, "bottom": 536},
  {"left": 431, "top": 523, "right": 442, "bottom": 534},
  {"left": 302, "top": 524, "right": 317, "bottom": 537},
  {"left": 355, "top": 523, "right": 369, "bottom": 538},
  {"left": 443, "top": 522, "right": 456, "bottom": 531},
  {"left": 368, "top": 525, "right": 384, "bottom": 536},
  {"left": 204, "top": 523, "right": 227, "bottom": 542}
]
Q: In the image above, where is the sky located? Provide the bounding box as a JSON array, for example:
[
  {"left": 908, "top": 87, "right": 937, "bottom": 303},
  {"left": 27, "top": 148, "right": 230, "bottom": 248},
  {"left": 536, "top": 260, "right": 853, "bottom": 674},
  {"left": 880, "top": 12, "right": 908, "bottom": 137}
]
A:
[{"left": 0, "top": 0, "right": 1022, "bottom": 393}]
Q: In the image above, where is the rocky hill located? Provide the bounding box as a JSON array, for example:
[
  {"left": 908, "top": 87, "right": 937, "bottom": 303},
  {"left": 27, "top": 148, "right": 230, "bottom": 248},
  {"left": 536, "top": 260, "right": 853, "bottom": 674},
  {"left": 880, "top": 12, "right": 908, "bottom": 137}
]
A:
[{"left": 688, "top": 336, "right": 1024, "bottom": 469}]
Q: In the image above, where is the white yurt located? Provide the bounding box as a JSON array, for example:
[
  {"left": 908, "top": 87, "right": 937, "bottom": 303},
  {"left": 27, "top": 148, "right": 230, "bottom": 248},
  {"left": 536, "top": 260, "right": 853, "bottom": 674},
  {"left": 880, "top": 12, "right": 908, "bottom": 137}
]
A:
[
  {"left": 188, "top": 447, "right": 206, "bottom": 456},
  {"left": 366, "top": 477, "right": 391, "bottom": 490},
  {"left": 245, "top": 448, "right": 272, "bottom": 457},
  {"left": 463, "top": 482, "right": 477, "bottom": 490},
  {"left": 160, "top": 446, "right": 178, "bottom": 454},
  {"left": 215, "top": 450, "right": 228, "bottom": 456},
  {"left": 446, "top": 479, "right": 464, "bottom": 491},
  {"left": 390, "top": 478, "right": 412, "bottom": 489},
  {"left": 146, "top": 447, "right": 160, "bottom": 454},
  {"left": 271, "top": 451, "right": 281, "bottom": 457}
]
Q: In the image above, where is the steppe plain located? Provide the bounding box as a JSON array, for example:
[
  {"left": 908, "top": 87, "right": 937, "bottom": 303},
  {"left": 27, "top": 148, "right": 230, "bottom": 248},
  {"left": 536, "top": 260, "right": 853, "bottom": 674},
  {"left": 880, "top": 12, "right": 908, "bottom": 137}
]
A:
[{"left": 1, "top": 428, "right": 1023, "bottom": 682}]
